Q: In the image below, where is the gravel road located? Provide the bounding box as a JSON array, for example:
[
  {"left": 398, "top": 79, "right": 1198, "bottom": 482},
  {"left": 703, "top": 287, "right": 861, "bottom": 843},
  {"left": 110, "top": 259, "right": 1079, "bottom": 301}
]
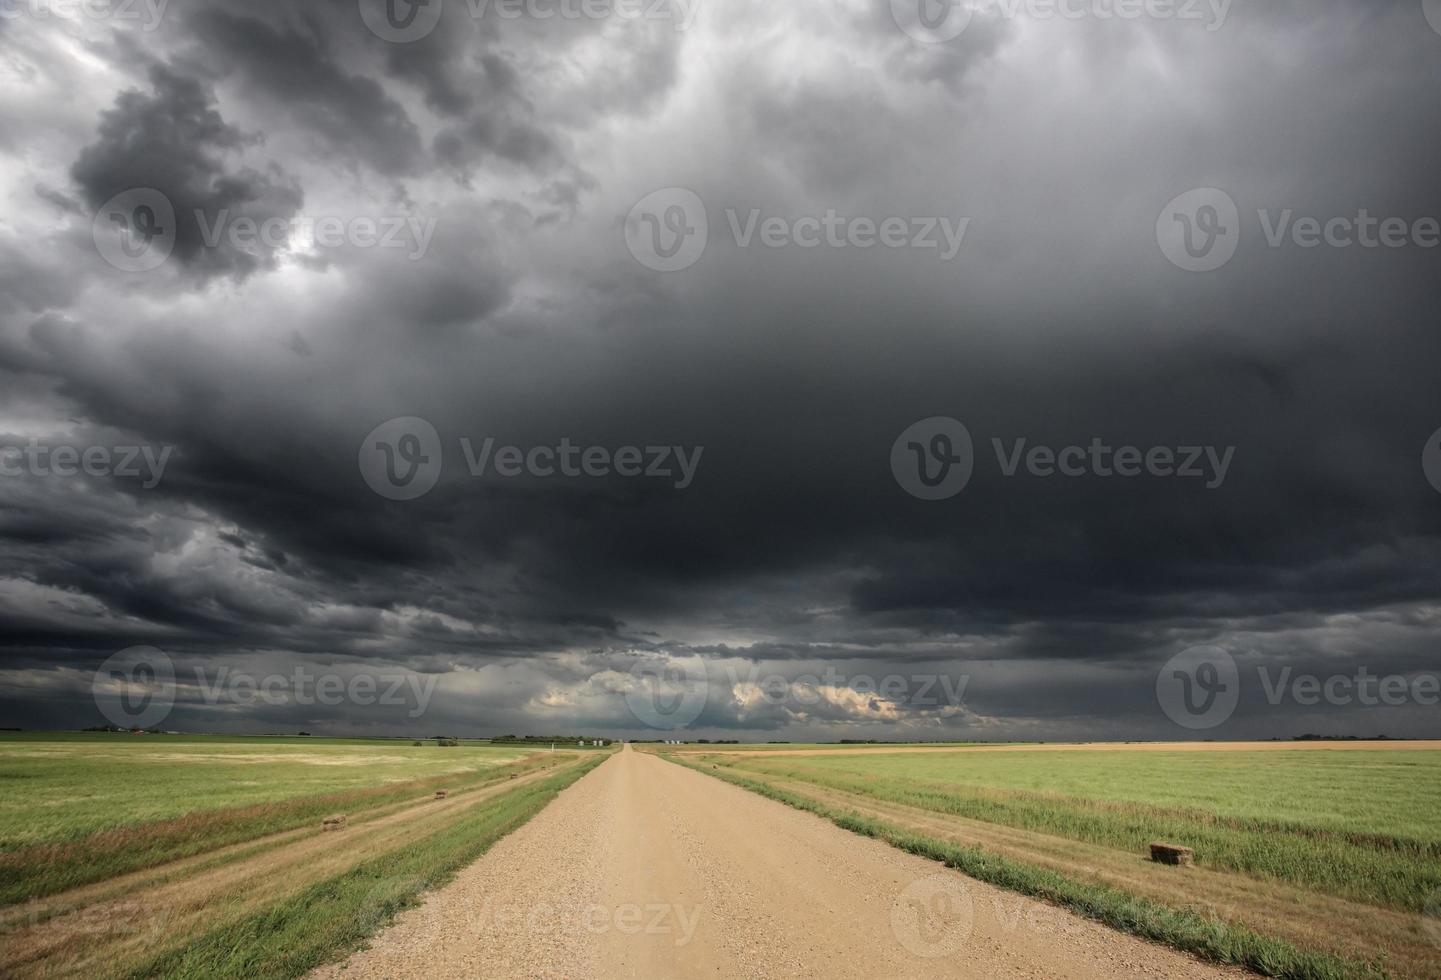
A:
[{"left": 315, "top": 745, "right": 1245, "bottom": 979}]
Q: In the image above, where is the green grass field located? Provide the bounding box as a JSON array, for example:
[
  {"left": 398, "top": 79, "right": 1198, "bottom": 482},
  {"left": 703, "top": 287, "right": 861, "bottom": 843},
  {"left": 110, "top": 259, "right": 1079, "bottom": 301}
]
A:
[
  {"left": 719, "top": 746, "right": 1441, "bottom": 911},
  {"left": 665, "top": 743, "right": 1441, "bottom": 979},
  {"left": 0, "top": 732, "right": 612, "bottom": 979},
  {"left": 0, "top": 733, "right": 532, "bottom": 849},
  {"left": 118, "top": 757, "right": 606, "bottom": 980}
]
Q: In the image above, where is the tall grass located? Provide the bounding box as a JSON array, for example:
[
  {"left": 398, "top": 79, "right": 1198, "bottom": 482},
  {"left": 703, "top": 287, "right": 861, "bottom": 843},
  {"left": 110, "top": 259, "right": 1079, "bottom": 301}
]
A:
[
  {"left": 727, "top": 749, "right": 1441, "bottom": 911},
  {"left": 122, "top": 755, "right": 607, "bottom": 980},
  {"left": 677, "top": 757, "right": 1385, "bottom": 980},
  {"left": 0, "top": 733, "right": 530, "bottom": 849},
  {"left": 0, "top": 753, "right": 562, "bottom": 906}
]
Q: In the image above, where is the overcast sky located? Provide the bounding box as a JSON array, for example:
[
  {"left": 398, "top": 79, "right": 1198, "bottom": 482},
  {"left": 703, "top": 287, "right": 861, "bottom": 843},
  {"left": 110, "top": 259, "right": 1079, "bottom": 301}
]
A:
[{"left": 1, "top": 0, "right": 1440, "bottom": 741}]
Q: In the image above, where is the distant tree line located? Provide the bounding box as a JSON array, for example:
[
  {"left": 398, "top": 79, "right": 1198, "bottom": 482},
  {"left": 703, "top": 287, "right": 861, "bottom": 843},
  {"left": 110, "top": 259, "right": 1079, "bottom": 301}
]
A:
[{"left": 489, "top": 735, "right": 613, "bottom": 745}]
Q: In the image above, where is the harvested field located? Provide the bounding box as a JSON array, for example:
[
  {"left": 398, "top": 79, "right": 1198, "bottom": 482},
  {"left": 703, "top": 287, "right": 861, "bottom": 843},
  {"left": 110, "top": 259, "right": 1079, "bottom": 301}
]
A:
[
  {"left": 0, "top": 732, "right": 609, "bottom": 979},
  {"left": 658, "top": 741, "right": 1441, "bottom": 978}
]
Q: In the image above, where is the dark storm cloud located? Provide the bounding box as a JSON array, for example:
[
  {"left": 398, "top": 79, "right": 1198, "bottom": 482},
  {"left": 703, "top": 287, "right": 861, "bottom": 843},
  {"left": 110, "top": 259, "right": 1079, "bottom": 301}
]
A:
[
  {"left": 433, "top": 113, "right": 561, "bottom": 174},
  {"left": 186, "top": 7, "right": 427, "bottom": 176},
  {"left": 70, "top": 63, "right": 304, "bottom": 280},
  {"left": 0, "top": 0, "right": 1439, "bottom": 740}
]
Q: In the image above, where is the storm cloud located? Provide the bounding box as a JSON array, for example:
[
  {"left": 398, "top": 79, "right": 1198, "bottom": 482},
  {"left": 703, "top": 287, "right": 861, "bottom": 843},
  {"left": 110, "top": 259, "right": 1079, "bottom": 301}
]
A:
[{"left": 1, "top": 0, "right": 1439, "bottom": 741}]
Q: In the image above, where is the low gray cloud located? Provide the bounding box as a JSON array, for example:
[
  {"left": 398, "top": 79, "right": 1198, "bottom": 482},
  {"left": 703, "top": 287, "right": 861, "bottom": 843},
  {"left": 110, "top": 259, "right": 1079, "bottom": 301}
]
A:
[
  {"left": 0, "top": 0, "right": 1438, "bottom": 741},
  {"left": 70, "top": 63, "right": 304, "bottom": 280}
]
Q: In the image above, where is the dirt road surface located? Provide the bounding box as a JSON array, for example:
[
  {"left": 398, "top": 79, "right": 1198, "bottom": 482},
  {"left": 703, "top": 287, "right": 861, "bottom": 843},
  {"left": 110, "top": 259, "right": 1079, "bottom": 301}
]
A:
[{"left": 315, "top": 745, "right": 1244, "bottom": 980}]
